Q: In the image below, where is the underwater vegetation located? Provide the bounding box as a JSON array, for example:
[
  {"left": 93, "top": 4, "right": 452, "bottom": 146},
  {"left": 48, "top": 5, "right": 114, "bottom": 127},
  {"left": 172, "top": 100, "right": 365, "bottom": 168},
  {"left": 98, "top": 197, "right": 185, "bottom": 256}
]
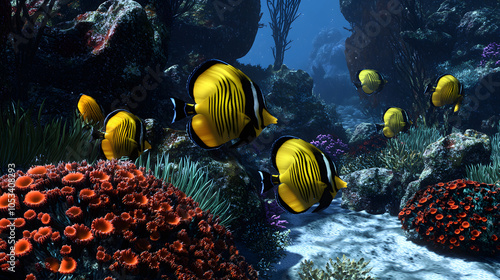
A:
[
  {"left": 298, "top": 255, "right": 376, "bottom": 280},
  {"left": 0, "top": 160, "right": 257, "bottom": 279},
  {"left": 467, "top": 131, "right": 500, "bottom": 185},
  {"left": 267, "top": 0, "right": 302, "bottom": 71},
  {"left": 136, "top": 153, "right": 234, "bottom": 226},
  {"left": 399, "top": 179, "right": 500, "bottom": 255},
  {"left": 0, "top": 102, "right": 101, "bottom": 173}
]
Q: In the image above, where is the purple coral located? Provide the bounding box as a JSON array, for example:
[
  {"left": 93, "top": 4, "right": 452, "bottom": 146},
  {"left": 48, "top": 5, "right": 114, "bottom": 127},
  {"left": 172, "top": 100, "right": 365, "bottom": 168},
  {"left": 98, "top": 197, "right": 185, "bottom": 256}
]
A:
[
  {"left": 480, "top": 42, "right": 500, "bottom": 67},
  {"left": 310, "top": 134, "right": 348, "bottom": 162},
  {"left": 262, "top": 198, "right": 288, "bottom": 229}
]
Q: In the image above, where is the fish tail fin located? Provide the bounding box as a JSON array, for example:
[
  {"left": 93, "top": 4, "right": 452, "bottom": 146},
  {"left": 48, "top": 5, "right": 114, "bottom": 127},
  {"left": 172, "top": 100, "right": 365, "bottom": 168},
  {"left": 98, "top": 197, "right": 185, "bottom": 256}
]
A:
[
  {"left": 258, "top": 171, "right": 279, "bottom": 194},
  {"left": 144, "top": 140, "right": 152, "bottom": 151},
  {"left": 171, "top": 97, "right": 195, "bottom": 123},
  {"left": 90, "top": 126, "right": 104, "bottom": 141}
]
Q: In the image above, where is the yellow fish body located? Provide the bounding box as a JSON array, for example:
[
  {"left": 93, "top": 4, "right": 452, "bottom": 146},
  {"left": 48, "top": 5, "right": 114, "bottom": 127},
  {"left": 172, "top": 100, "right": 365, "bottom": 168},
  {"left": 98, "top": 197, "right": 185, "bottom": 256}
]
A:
[
  {"left": 426, "top": 74, "right": 463, "bottom": 112},
  {"left": 259, "top": 136, "right": 347, "bottom": 214},
  {"left": 77, "top": 94, "right": 104, "bottom": 125},
  {"left": 101, "top": 110, "right": 151, "bottom": 160},
  {"left": 381, "top": 107, "right": 412, "bottom": 138},
  {"left": 171, "top": 59, "right": 277, "bottom": 149},
  {"left": 354, "top": 69, "right": 387, "bottom": 95}
]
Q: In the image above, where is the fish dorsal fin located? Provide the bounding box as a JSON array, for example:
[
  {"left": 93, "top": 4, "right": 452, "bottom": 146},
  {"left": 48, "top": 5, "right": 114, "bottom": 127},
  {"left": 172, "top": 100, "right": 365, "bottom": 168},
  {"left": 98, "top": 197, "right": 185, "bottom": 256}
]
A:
[
  {"left": 263, "top": 109, "right": 278, "bottom": 126},
  {"left": 187, "top": 59, "right": 248, "bottom": 104}
]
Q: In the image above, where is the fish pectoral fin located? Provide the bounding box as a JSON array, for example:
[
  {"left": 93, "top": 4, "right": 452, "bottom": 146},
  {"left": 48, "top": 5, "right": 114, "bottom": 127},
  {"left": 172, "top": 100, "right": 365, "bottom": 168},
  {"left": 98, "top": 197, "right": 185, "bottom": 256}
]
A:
[
  {"left": 312, "top": 190, "right": 333, "bottom": 213},
  {"left": 277, "top": 183, "right": 310, "bottom": 214},
  {"left": 454, "top": 96, "right": 464, "bottom": 112}
]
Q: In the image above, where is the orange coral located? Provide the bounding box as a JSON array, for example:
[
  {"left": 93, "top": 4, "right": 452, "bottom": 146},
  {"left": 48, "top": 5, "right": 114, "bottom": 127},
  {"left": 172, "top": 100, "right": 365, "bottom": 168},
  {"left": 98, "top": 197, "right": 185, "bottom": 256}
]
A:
[
  {"left": 91, "top": 218, "right": 114, "bottom": 238},
  {"left": 15, "top": 176, "right": 34, "bottom": 191},
  {"left": 23, "top": 191, "right": 47, "bottom": 208},
  {"left": 59, "top": 257, "right": 77, "bottom": 274},
  {"left": 14, "top": 239, "right": 33, "bottom": 257}
]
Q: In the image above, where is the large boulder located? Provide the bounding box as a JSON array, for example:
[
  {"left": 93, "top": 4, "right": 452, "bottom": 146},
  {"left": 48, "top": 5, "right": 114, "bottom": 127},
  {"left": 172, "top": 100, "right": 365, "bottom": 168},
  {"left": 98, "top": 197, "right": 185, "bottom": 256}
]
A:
[
  {"left": 341, "top": 167, "right": 402, "bottom": 215},
  {"left": 401, "top": 129, "right": 491, "bottom": 208},
  {"left": 169, "top": 0, "right": 261, "bottom": 65}
]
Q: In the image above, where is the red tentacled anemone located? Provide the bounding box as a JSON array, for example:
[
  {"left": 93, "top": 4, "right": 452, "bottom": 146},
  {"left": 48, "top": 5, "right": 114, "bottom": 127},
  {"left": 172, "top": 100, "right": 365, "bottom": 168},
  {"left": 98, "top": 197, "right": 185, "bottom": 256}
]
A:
[
  {"left": 0, "top": 161, "right": 257, "bottom": 279},
  {"left": 399, "top": 179, "right": 500, "bottom": 255}
]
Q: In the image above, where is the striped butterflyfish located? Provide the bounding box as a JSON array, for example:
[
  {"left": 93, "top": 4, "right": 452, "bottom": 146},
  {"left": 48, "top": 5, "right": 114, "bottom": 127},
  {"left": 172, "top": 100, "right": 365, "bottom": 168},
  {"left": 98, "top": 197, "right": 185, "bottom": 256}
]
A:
[
  {"left": 353, "top": 69, "right": 387, "bottom": 95},
  {"left": 425, "top": 74, "right": 463, "bottom": 112},
  {"left": 259, "top": 136, "right": 347, "bottom": 214},
  {"left": 99, "top": 109, "right": 151, "bottom": 160},
  {"left": 171, "top": 59, "right": 277, "bottom": 149},
  {"left": 378, "top": 107, "right": 412, "bottom": 138},
  {"left": 77, "top": 94, "right": 104, "bottom": 125}
]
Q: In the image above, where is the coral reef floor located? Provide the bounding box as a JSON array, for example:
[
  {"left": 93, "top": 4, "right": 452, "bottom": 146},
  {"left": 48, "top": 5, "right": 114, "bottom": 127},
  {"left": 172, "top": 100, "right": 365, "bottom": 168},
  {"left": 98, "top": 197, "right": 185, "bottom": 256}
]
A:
[{"left": 271, "top": 197, "right": 500, "bottom": 280}]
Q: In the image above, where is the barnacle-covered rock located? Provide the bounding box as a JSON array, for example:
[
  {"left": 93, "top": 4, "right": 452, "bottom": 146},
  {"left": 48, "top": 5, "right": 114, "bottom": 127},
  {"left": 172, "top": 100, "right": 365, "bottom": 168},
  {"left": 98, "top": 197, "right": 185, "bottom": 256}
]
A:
[
  {"left": 341, "top": 167, "right": 402, "bottom": 215},
  {"left": 399, "top": 179, "right": 500, "bottom": 255},
  {"left": 0, "top": 160, "right": 257, "bottom": 279}
]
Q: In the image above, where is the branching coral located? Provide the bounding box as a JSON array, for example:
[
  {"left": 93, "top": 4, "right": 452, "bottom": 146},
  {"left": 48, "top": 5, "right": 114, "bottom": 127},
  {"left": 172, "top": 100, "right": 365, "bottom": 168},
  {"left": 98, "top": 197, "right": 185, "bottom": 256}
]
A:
[
  {"left": 0, "top": 160, "right": 257, "bottom": 279},
  {"left": 298, "top": 255, "right": 376, "bottom": 280},
  {"left": 399, "top": 179, "right": 500, "bottom": 254}
]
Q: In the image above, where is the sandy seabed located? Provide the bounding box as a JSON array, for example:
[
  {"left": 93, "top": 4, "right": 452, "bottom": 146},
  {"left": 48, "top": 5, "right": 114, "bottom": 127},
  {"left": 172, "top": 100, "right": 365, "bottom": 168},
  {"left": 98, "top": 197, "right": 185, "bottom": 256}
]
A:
[{"left": 270, "top": 198, "right": 500, "bottom": 280}]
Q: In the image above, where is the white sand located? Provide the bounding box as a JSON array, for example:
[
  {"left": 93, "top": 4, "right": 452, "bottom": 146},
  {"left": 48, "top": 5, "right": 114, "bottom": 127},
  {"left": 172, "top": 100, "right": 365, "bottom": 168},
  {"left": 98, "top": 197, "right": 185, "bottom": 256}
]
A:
[{"left": 271, "top": 198, "right": 500, "bottom": 280}]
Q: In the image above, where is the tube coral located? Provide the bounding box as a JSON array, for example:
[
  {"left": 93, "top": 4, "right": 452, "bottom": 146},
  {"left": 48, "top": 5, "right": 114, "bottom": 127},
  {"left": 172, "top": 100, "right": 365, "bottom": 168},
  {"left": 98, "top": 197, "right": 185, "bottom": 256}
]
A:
[
  {"left": 399, "top": 179, "right": 500, "bottom": 254},
  {"left": 0, "top": 160, "right": 257, "bottom": 279}
]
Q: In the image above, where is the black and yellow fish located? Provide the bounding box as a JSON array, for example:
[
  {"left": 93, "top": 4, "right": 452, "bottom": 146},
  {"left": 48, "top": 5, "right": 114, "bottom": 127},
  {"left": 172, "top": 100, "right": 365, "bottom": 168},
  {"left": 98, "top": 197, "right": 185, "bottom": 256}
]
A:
[
  {"left": 425, "top": 74, "right": 463, "bottom": 112},
  {"left": 353, "top": 69, "right": 387, "bottom": 95},
  {"left": 171, "top": 59, "right": 278, "bottom": 149},
  {"left": 377, "top": 107, "right": 412, "bottom": 138},
  {"left": 97, "top": 109, "right": 152, "bottom": 160},
  {"left": 77, "top": 94, "right": 104, "bottom": 125},
  {"left": 259, "top": 136, "right": 347, "bottom": 214}
]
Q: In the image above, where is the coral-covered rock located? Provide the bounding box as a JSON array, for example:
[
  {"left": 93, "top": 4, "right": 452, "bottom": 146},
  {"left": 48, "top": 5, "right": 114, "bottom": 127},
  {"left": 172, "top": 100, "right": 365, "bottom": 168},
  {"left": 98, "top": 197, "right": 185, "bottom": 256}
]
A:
[
  {"left": 169, "top": 0, "right": 261, "bottom": 65},
  {"left": 348, "top": 123, "right": 381, "bottom": 146},
  {"left": 0, "top": 160, "right": 257, "bottom": 279},
  {"left": 399, "top": 179, "right": 500, "bottom": 255},
  {"left": 401, "top": 130, "right": 491, "bottom": 208},
  {"left": 341, "top": 167, "right": 402, "bottom": 215}
]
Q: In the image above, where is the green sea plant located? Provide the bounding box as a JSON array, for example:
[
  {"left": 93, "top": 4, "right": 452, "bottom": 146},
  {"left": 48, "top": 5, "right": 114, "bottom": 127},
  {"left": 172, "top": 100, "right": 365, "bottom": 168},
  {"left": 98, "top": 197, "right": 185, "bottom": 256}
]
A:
[
  {"left": 0, "top": 101, "right": 101, "bottom": 172},
  {"left": 466, "top": 133, "right": 500, "bottom": 185},
  {"left": 135, "top": 153, "right": 234, "bottom": 226},
  {"left": 298, "top": 255, "right": 376, "bottom": 280},
  {"left": 378, "top": 125, "right": 442, "bottom": 174}
]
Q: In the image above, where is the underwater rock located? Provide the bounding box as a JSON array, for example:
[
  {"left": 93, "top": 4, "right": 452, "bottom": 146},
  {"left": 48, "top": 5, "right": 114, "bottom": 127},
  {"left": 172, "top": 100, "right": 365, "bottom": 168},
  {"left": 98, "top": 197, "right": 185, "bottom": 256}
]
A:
[
  {"left": 401, "top": 129, "right": 491, "bottom": 208},
  {"left": 341, "top": 167, "right": 402, "bottom": 215},
  {"left": 263, "top": 65, "right": 346, "bottom": 148},
  {"left": 159, "top": 128, "right": 262, "bottom": 235},
  {"left": 348, "top": 122, "right": 381, "bottom": 146},
  {"left": 169, "top": 0, "right": 261, "bottom": 65}
]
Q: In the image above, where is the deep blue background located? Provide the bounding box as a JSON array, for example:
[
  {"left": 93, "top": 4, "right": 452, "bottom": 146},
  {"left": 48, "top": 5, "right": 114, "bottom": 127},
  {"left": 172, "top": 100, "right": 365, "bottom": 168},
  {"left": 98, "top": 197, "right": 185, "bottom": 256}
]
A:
[{"left": 239, "top": 0, "right": 350, "bottom": 70}]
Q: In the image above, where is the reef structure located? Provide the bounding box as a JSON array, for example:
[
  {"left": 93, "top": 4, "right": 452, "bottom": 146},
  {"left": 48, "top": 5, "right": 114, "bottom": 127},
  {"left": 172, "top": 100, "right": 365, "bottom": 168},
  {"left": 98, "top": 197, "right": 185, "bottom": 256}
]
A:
[
  {"left": 399, "top": 179, "right": 500, "bottom": 255},
  {"left": 0, "top": 160, "right": 257, "bottom": 279}
]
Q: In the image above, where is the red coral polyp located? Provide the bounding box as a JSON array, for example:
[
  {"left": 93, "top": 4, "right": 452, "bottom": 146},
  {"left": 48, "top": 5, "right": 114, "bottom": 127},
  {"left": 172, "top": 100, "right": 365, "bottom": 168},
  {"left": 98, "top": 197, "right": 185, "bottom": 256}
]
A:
[
  {"left": 23, "top": 191, "right": 47, "bottom": 208},
  {"left": 15, "top": 176, "right": 34, "bottom": 191},
  {"left": 400, "top": 179, "right": 500, "bottom": 255},
  {"left": 0, "top": 160, "right": 257, "bottom": 279}
]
